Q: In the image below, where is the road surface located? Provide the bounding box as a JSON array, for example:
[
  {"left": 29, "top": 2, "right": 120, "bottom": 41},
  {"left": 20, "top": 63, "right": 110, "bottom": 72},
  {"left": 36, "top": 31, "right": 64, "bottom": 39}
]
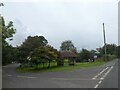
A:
[{"left": 2, "top": 59, "right": 118, "bottom": 88}]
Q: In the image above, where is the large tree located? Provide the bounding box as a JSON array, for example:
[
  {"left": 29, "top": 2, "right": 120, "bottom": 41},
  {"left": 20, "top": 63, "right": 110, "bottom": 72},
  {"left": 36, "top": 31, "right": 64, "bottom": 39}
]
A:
[
  {"left": 1, "top": 16, "right": 16, "bottom": 44},
  {"left": 78, "top": 49, "right": 90, "bottom": 62},
  {"left": 0, "top": 16, "right": 16, "bottom": 65},
  {"left": 46, "top": 45, "right": 58, "bottom": 68},
  {"left": 19, "top": 35, "right": 48, "bottom": 63},
  {"left": 98, "top": 44, "right": 117, "bottom": 55},
  {"left": 60, "top": 40, "right": 76, "bottom": 52},
  {"left": 30, "top": 46, "right": 57, "bottom": 69}
]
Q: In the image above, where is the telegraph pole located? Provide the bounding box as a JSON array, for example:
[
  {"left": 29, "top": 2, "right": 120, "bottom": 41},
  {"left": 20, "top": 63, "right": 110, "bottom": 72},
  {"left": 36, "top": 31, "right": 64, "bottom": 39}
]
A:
[{"left": 103, "top": 23, "right": 107, "bottom": 61}]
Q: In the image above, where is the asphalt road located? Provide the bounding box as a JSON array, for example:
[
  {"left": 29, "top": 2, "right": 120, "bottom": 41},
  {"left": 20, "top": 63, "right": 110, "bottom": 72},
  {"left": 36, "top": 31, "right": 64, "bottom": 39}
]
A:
[
  {"left": 97, "top": 59, "right": 118, "bottom": 88},
  {"left": 2, "top": 59, "right": 118, "bottom": 88}
]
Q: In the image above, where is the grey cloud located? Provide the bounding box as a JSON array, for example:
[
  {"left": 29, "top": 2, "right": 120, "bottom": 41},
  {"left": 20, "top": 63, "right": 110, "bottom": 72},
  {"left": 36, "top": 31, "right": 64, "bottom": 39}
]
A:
[
  {"left": 3, "top": 2, "right": 118, "bottom": 50},
  {"left": 8, "top": 19, "right": 28, "bottom": 47}
]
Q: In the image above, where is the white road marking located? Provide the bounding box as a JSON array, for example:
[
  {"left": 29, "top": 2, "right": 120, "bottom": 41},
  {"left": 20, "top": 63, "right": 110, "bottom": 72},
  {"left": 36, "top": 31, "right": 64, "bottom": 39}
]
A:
[
  {"left": 17, "top": 76, "right": 36, "bottom": 78},
  {"left": 7, "top": 75, "right": 12, "bottom": 77},
  {"left": 52, "top": 78, "right": 100, "bottom": 81},
  {"left": 101, "top": 66, "right": 113, "bottom": 80},
  {"left": 94, "top": 80, "right": 103, "bottom": 88},
  {"left": 6, "top": 74, "right": 37, "bottom": 79},
  {"left": 94, "top": 66, "right": 114, "bottom": 88},
  {"left": 100, "top": 78, "right": 104, "bottom": 80},
  {"left": 92, "top": 67, "right": 109, "bottom": 80},
  {"left": 2, "top": 66, "right": 8, "bottom": 68},
  {"left": 94, "top": 84, "right": 99, "bottom": 88},
  {"left": 98, "top": 81, "right": 102, "bottom": 84}
]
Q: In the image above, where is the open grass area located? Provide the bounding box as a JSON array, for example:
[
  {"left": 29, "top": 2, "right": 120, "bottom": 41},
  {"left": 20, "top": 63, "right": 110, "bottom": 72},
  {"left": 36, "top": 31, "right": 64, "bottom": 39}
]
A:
[
  {"left": 17, "top": 59, "right": 105, "bottom": 72},
  {"left": 17, "top": 55, "right": 117, "bottom": 73}
]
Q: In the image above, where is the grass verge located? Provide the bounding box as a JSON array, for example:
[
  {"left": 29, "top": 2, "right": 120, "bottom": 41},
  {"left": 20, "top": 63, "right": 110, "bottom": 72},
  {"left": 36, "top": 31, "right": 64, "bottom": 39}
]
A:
[{"left": 17, "top": 60, "right": 105, "bottom": 73}]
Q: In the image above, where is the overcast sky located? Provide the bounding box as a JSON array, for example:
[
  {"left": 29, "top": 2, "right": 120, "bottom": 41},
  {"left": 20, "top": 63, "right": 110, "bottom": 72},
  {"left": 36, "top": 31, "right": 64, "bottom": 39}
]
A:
[{"left": 1, "top": 0, "right": 119, "bottom": 51}]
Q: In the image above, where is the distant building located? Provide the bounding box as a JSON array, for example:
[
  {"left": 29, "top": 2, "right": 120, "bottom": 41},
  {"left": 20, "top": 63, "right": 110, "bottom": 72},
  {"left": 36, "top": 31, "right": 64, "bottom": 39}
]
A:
[{"left": 58, "top": 51, "right": 76, "bottom": 66}]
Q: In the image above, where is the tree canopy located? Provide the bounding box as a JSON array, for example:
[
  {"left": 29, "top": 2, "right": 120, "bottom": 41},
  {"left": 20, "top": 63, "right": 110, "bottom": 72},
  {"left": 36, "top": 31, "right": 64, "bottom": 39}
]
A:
[
  {"left": 18, "top": 35, "right": 48, "bottom": 63},
  {"left": 98, "top": 44, "right": 117, "bottom": 56},
  {"left": 1, "top": 16, "right": 16, "bottom": 65},
  {"left": 60, "top": 40, "right": 76, "bottom": 53},
  {"left": 1, "top": 16, "right": 16, "bottom": 43},
  {"left": 30, "top": 46, "right": 58, "bottom": 68}
]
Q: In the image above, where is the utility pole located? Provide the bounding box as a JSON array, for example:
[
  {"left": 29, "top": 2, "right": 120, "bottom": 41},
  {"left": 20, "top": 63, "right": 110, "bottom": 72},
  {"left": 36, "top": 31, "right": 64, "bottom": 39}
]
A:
[{"left": 103, "top": 23, "right": 107, "bottom": 61}]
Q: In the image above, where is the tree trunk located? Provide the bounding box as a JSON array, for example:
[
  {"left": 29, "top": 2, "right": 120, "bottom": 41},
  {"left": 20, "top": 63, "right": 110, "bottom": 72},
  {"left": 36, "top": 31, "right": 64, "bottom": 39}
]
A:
[
  {"left": 93, "top": 58, "right": 94, "bottom": 62},
  {"left": 48, "top": 61, "right": 50, "bottom": 68}
]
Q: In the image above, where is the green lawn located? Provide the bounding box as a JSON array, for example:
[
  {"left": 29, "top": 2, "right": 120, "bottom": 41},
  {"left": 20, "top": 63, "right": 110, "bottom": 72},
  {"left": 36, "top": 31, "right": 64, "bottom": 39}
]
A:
[
  {"left": 17, "top": 55, "right": 117, "bottom": 73},
  {"left": 17, "top": 60, "right": 105, "bottom": 72}
]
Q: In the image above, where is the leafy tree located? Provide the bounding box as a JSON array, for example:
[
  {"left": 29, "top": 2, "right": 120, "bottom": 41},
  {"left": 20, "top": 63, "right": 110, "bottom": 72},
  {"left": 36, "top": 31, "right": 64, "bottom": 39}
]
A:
[
  {"left": 76, "top": 54, "right": 81, "bottom": 62},
  {"left": 60, "top": 40, "right": 76, "bottom": 52},
  {"left": 78, "top": 49, "right": 90, "bottom": 62},
  {"left": 106, "top": 44, "right": 117, "bottom": 55},
  {"left": 0, "top": 16, "right": 16, "bottom": 65},
  {"left": 98, "top": 44, "right": 117, "bottom": 56},
  {"left": 1, "top": 16, "right": 16, "bottom": 44},
  {"left": 2, "top": 45, "right": 12, "bottom": 64},
  {"left": 11, "top": 47, "right": 20, "bottom": 62},
  {"left": 30, "top": 46, "right": 57, "bottom": 69},
  {"left": 46, "top": 45, "right": 58, "bottom": 55},
  {"left": 46, "top": 45, "right": 58, "bottom": 68},
  {"left": 30, "top": 47, "right": 47, "bottom": 69},
  {"left": 97, "top": 44, "right": 118, "bottom": 61},
  {"left": 19, "top": 35, "right": 48, "bottom": 63}
]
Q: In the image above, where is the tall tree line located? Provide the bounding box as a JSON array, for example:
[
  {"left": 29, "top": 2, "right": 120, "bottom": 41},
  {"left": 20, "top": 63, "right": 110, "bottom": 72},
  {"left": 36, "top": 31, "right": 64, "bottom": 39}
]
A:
[{"left": 1, "top": 16, "right": 120, "bottom": 67}]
